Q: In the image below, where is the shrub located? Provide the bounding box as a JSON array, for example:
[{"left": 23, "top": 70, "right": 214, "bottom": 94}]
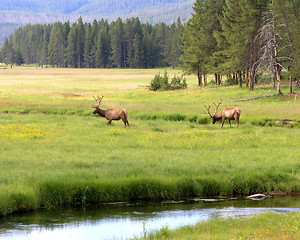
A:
[
  {"left": 150, "top": 70, "right": 187, "bottom": 91},
  {"left": 170, "top": 76, "right": 187, "bottom": 90},
  {"left": 149, "top": 74, "right": 163, "bottom": 91}
]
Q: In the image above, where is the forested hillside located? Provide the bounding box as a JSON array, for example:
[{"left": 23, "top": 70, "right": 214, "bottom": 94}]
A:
[
  {"left": 0, "top": 0, "right": 194, "bottom": 43},
  {"left": 0, "top": 0, "right": 194, "bottom": 16}
]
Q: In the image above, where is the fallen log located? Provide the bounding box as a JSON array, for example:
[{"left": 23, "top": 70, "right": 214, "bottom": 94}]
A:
[
  {"left": 246, "top": 193, "right": 267, "bottom": 201},
  {"left": 237, "top": 94, "right": 276, "bottom": 101}
]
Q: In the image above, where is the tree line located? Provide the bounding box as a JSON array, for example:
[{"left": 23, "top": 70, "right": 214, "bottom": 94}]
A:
[
  {"left": 180, "top": 0, "right": 299, "bottom": 94},
  {"left": 0, "top": 17, "right": 183, "bottom": 69},
  {"left": 1, "top": 0, "right": 299, "bottom": 94}
]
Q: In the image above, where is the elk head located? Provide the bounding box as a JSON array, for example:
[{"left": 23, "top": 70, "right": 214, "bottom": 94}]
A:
[
  {"left": 92, "top": 95, "right": 104, "bottom": 114},
  {"left": 203, "top": 101, "right": 222, "bottom": 124}
]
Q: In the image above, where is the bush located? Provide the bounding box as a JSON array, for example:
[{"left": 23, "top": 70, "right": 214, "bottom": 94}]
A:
[{"left": 150, "top": 70, "right": 187, "bottom": 91}]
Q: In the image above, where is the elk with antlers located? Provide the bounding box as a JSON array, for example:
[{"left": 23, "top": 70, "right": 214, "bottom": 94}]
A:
[
  {"left": 92, "top": 95, "right": 129, "bottom": 127},
  {"left": 204, "top": 102, "right": 241, "bottom": 128}
]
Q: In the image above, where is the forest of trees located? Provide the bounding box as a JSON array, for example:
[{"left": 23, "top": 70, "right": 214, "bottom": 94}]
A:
[
  {"left": 0, "top": 17, "right": 183, "bottom": 69},
  {"left": 180, "top": 0, "right": 299, "bottom": 94},
  {"left": 1, "top": 0, "right": 299, "bottom": 94}
]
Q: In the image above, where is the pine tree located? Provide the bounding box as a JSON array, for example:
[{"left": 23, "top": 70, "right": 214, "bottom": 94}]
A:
[
  {"left": 132, "top": 18, "right": 144, "bottom": 68},
  {"left": 84, "top": 23, "right": 92, "bottom": 68},
  {"left": 214, "top": 0, "right": 268, "bottom": 90},
  {"left": 76, "top": 17, "right": 85, "bottom": 68},
  {"left": 164, "top": 18, "right": 184, "bottom": 68},
  {"left": 48, "top": 22, "right": 66, "bottom": 67},
  {"left": 89, "top": 20, "right": 99, "bottom": 68},
  {"left": 111, "top": 18, "right": 126, "bottom": 68},
  {"left": 180, "top": 0, "right": 225, "bottom": 86},
  {"left": 40, "top": 26, "right": 50, "bottom": 68},
  {"left": 65, "top": 23, "right": 78, "bottom": 68},
  {"left": 4, "top": 35, "right": 15, "bottom": 67},
  {"left": 96, "top": 23, "right": 111, "bottom": 68}
]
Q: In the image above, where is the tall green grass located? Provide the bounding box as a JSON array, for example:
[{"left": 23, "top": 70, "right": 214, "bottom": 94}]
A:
[{"left": 138, "top": 212, "right": 300, "bottom": 239}]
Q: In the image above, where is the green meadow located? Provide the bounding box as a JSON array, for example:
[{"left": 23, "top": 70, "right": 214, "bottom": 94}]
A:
[{"left": 0, "top": 68, "right": 299, "bottom": 216}]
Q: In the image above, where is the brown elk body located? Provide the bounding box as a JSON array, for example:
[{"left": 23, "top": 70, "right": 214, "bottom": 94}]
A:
[
  {"left": 92, "top": 95, "right": 129, "bottom": 127},
  {"left": 204, "top": 102, "right": 241, "bottom": 128}
]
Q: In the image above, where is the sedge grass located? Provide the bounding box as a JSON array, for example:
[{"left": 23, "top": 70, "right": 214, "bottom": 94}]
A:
[
  {"left": 0, "top": 68, "right": 299, "bottom": 216},
  {"left": 138, "top": 212, "right": 300, "bottom": 239}
]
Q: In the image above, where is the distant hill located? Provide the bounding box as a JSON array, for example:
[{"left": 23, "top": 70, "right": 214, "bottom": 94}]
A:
[{"left": 0, "top": 0, "right": 194, "bottom": 43}]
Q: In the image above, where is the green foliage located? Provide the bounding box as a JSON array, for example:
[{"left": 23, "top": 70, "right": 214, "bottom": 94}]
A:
[{"left": 150, "top": 70, "right": 187, "bottom": 91}]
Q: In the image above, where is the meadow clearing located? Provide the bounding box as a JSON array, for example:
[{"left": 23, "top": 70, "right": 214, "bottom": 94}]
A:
[{"left": 0, "top": 67, "right": 299, "bottom": 216}]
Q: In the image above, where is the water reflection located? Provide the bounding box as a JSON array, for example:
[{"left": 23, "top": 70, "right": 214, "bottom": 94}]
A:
[{"left": 0, "top": 197, "right": 299, "bottom": 240}]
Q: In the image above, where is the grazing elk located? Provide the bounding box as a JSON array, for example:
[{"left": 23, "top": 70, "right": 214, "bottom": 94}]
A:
[
  {"left": 92, "top": 95, "right": 129, "bottom": 127},
  {"left": 204, "top": 102, "right": 241, "bottom": 128}
]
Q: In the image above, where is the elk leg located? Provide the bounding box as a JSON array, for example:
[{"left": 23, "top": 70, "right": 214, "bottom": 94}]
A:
[
  {"left": 107, "top": 120, "right": 112, "bottom": 126},
  {"left": 222, "top": 118, "right": 225, "bottom": 128},
  {"left": 234, "top": 115, "right": 239, "bottom": 128},
  {"left": 121, "top": 118, "right": 126, "bottom": 127},
  {"left": 229, "top": 120, "right": 232, "bottom": 128}
]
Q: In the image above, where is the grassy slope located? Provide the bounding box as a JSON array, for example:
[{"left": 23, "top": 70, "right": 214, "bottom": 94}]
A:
[{"left": 0, "top": 67, "right": 299, "bottom": 216}]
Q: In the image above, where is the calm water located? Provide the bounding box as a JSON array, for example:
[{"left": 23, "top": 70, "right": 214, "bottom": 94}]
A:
[{"left": 0, "top": 196, "right": 299, "bottom": 240}]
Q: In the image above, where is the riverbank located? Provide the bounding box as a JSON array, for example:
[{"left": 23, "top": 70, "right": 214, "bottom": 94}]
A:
[{"left": 138, "top": 212, "right": 300, "bottom": 239}]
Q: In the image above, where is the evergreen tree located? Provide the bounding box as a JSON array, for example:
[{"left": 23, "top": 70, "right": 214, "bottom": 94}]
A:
[
  {"left": 48, "top": 22, "right": 66, "bottom": 67},
  {"left": 214, "top": 0, "right": 268, "bottom": 90},
  {"left": 84, "top": 23, "right": 92, "bottom": 68},
  {"left": 4, "top": 35, "right": 15, "bottom": 67},
  {"left": 164, "top": 17, "right": 184, "bottom": 68},
  {"left": 40, "top": 25, "right": 50, "bottom": 68},
  {"left": 180, "top": 0, "right": 225, "bottom": 86},
  {"left": 142, "top": 23, "right": 155, "bottom": 68},
  {"left": 89, "top": 20, "right": 99, "bottom": 68},
  {"left": 76, "top": 17, "right": 85, "bottom": 68},
  {"left": 111, "top": 18, "right": 126, "bottom": 68},
  {"left": 96, "top": 23, "right": 111, "bottom": 68},
  {"left": 131, "top": 18, "right": 144, "bottom": 68},
  {"left": 65, "top": 23, "right": 78, "bottom": 68}
]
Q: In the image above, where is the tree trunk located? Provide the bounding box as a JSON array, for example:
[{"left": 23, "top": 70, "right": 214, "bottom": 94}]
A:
[
  {"left": 203, "top": 73, "right": 207, "bottom": 86},
  {"left": 289, "top": 75, "right": 293, "bottom": 93},
  {"left": 249, "top": 66, "right": 256, "bottom": 91},
  {"left": 197, "top": 70, "right": 202, "bottom": 86},
  {"left": 238, "top": 71, "right": 242, "bottom": 87},
  {"left": 218, "top": 75, "right": 221, "bottom": 85},
  {"left": 276, "top": 66, "right": 283, "bottom": 95}
]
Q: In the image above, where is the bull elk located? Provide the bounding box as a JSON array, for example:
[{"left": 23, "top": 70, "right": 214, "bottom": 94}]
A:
[
  {"left": 92, "top": 95, "right": 129, "bottom": 127},
  {"left": 204, "top": 101, "right": 241, "bottom": 128}
]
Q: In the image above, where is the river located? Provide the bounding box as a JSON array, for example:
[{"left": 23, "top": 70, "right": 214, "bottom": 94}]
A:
[{"left": 0, "top": 196, "right": 299, "bottom": 240}]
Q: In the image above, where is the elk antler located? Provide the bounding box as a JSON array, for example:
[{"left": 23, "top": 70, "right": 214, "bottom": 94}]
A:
[
  {"left": 203, "top": 104, "right": 213, "bottom": 118},
  {"left": 203, "top": 101, "right": 222, "bottom": 118},
  {"left": 213, "top": 101, "right": 222, "bottom": 115},
  {"left": 92, "top": 95, "right": 104, "bottom": 108}
]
